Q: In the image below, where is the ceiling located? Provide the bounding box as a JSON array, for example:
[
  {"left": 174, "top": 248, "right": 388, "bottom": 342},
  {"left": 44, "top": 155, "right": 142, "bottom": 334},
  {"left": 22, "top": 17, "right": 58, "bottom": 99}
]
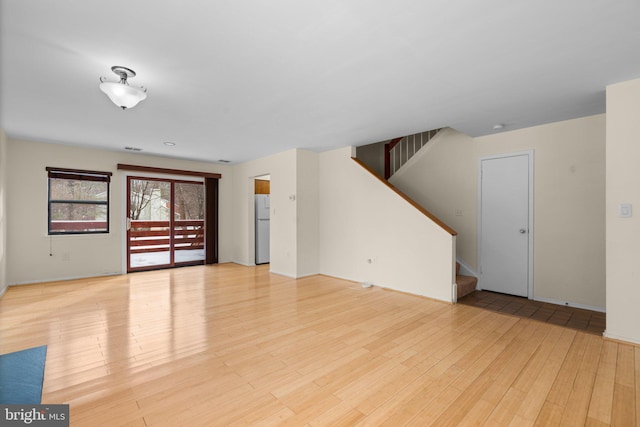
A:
[{"left": 2, "top": 1, "right": 640, "bottom": 164}]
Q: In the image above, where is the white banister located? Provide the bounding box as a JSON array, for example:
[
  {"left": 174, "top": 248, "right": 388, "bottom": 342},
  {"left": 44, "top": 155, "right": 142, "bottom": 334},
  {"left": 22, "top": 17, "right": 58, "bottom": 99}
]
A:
[{"left": 388, "top": 128, "right": 441, "bottom": 178}]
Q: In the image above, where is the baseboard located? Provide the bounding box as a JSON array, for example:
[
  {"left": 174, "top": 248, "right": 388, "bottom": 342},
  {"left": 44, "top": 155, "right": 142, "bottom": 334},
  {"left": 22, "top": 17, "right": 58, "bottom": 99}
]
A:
[
  {"left": 233, "top": 261, "right": 253, "bottom": 267},
  {"left": 0, "top": 284, "right": 8, "bottom": 298},
  {"left": 268, "top": 270, "right": 298, "bottom": 279},
  {"left": 603, "top": 331, "right": 640, "bottom": 345},
  {"left": 294, "top": 272, "right": 321, "bottom": 279},
  {"left": 10, "top": 271, "right": 123, "bottom": 286},
  {"left": 533, "top": 296, "right": 605, "bottom": 313},
  {"left": 270, "top": 270, "right": 320, "bottom": 279}
]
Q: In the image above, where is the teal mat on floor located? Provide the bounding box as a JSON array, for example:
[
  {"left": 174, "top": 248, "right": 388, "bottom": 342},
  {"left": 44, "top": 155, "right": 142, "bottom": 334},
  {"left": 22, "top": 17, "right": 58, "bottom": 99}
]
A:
[{"left": 0, "top": 345, "right": 47, "bottom": 404}]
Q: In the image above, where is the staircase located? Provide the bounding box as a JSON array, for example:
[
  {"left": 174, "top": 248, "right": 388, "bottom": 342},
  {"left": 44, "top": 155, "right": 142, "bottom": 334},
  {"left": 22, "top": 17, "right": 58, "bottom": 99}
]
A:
[
  {"left": 456, "top": 262, "right": 477, "bottom": 300},
  {"left": 385, "top": 128, "right": 441, "bottom": 179},
  {"left": 355, "top": 129, "right": 476, "bottom": 303}
]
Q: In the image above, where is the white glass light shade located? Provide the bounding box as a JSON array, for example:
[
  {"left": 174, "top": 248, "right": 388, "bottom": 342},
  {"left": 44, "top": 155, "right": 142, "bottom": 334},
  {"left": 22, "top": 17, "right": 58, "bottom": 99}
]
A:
[{"left": 99, "top": 81, "right": 147, "bottom": 109}]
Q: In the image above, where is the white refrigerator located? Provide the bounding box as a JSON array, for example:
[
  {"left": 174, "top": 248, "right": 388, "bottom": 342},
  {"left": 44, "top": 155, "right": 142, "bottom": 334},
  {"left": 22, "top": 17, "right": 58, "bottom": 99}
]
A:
[{"left": 255, "top": 194, "right": 270, "bottom": 264}]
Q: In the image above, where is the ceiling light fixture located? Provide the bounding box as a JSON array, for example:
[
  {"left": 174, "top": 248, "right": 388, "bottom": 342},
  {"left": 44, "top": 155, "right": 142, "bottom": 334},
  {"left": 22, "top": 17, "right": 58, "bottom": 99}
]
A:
[
  {"left": 492, "top": 124, "right": 505, "bottom": 130},
  {"left": 163, "top": 141, "right": 176, "bottom": 146},
  {"left": 99, "top": 66, "right": 147, "bottom": 110}
]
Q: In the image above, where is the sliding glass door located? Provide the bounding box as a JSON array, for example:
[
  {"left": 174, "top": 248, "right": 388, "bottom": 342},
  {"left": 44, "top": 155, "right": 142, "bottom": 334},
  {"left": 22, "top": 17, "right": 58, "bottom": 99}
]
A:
[
  {"left": 127, "top": 177, "right": 205, "bottom": 272},
  {"left": 173, "top": 181, "right": 205, "bottom": 265}
]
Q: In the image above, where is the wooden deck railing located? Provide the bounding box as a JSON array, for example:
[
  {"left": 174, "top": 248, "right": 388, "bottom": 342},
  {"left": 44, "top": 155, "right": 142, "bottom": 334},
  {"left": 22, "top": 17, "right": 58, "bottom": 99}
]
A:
[
  {"left": 50, "top": 221, "right": 108, "bottom": 232},
  {"left": 129, "top": 219, "right": 204, "bottom": 253}
]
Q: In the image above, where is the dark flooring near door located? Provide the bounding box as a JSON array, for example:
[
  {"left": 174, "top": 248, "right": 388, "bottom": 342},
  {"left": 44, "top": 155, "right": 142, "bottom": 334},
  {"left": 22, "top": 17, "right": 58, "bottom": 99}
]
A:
[{"left": 458, "top": 290, "right": 606, "bottom": 335}]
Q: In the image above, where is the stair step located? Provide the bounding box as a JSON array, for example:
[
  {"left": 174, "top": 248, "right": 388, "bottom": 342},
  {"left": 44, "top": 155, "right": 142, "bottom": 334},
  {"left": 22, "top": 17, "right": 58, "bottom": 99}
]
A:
[{"left": 456, "top": 274, "right": 477, "bottom": 300}]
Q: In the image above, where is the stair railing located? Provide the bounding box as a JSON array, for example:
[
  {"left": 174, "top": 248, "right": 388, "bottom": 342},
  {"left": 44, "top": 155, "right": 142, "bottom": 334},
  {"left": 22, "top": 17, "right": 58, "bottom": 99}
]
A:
[
  {"left": 384, "top": 128, "right": 441, "bottom": 179},
  {"left": 384, "top": 137, "right": 404, "bottom": 179}
]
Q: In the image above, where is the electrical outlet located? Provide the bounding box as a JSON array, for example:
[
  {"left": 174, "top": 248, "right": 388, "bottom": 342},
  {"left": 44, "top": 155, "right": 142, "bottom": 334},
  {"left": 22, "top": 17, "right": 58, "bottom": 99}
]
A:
[
  {"left": 62, "top": 252, "right": 70, "bottom": 261},
  {"left": 455, "top": 209, "right": 463, "bottom": 216},
  {"left": 619, "top": 204, "right": 632, "bottom": 218}
]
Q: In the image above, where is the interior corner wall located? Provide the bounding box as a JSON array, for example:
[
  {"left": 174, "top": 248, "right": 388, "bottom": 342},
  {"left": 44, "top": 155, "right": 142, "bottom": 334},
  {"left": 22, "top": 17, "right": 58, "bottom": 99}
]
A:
[
  {"left": 605, "top": 78, "right": 640, "bottom": 344},
  {"left": 231, "top": 149, "right": 298, "bottom": 277},
  {"left": 391, "top": 115, "right": 606, "bottom": 310},
  {"left": 6, "top": 138, "right": 233, "bottom": 285},
  {"left": 318, "top": 146, "right": 454, "bottom": 302},
  {"left": 355, "top": 140, "right": 386, "bottom": 178},
  {"left": 296, "top": 150, "right": 319, "bottom": 277},
  {"left": 0, "top": 129, "right": 8, "bottom": 297}
]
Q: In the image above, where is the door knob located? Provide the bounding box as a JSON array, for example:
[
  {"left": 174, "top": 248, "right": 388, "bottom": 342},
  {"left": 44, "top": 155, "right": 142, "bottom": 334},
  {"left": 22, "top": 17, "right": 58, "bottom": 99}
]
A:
[{"left": 519, "top": 229, "right": 526, "bottom": 234}]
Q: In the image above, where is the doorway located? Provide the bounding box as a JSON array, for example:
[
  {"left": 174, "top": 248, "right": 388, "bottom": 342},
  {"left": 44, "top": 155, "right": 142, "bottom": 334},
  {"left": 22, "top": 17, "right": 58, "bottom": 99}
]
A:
[
  {"left": 254, "top": 175, "right": 270, "bottom": 265},
  {"left": 478, "top": 151, "right": 533, "bottom": 297},
  {"left": 127, "top": 176, "right": 205, "bottom": 272}
]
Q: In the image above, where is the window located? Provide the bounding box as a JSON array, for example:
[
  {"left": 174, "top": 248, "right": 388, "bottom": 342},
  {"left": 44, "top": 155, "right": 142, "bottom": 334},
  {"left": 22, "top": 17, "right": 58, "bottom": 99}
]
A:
[{"left": 47, "top": 167, "right": 112, "bottom": 234}]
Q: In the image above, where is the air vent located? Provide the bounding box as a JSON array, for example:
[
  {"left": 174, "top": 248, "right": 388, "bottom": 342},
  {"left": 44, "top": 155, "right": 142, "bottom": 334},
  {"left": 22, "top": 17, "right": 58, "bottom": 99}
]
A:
[{"left": 124, "top": 146, "right": 142, "bottom": 151}]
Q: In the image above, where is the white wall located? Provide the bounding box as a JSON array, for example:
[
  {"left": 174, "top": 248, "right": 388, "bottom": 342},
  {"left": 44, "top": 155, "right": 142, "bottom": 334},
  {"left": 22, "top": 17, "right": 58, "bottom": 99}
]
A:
[
  {"left": 231, "top": 149, "right": 298, "bottom": 277},
  {"left": 296, "top": 150, "right": 319, "bottom": 277},
  {"left": 6, "top": 139, "right": 233, "bottom": 285},
  {"left": 391, "top": 115, "right": 606, "bottom": 310},
  {"left": 0, "top": 129, "right": 7, "bottom": 296},
  {"left": 318, "top": 147, "right": 455, "bottom": 302},
  {"left": 605, "top": 78, "right": 640, "bottom": 344},
  {"left": 390, "top": 129, "right": 474, "bottom": 265},
  {"left": 230, "top": 148, "right": 320, "bottom": 278}
]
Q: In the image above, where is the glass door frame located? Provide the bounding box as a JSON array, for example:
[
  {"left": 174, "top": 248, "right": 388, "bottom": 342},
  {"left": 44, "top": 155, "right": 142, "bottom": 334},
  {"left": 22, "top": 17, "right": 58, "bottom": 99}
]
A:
[{"left": 126, "top": 175, "right": 205, "bottom": 273}]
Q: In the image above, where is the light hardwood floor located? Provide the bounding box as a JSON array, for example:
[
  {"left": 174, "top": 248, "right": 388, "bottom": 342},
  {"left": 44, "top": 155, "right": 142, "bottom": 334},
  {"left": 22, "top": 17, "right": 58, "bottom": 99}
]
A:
[{"left": 0, "top": 264, "right": 637, "bottom": 426}]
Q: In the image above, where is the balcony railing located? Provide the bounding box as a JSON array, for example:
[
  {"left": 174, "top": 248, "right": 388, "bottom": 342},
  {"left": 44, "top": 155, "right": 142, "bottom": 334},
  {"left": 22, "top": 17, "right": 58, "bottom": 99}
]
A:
[
  {"left": 49, "top": 220, "right": 108, "bottom": 233},
  {"left": 129, "top": 219, "right": 204, "bottom": 254}
]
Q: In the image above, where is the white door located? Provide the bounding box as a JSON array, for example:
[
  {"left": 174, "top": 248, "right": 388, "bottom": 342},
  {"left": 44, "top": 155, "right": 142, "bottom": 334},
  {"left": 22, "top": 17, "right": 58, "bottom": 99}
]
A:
[{"left": 479, "top": 153, "right": 532, "bottom": 297}]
